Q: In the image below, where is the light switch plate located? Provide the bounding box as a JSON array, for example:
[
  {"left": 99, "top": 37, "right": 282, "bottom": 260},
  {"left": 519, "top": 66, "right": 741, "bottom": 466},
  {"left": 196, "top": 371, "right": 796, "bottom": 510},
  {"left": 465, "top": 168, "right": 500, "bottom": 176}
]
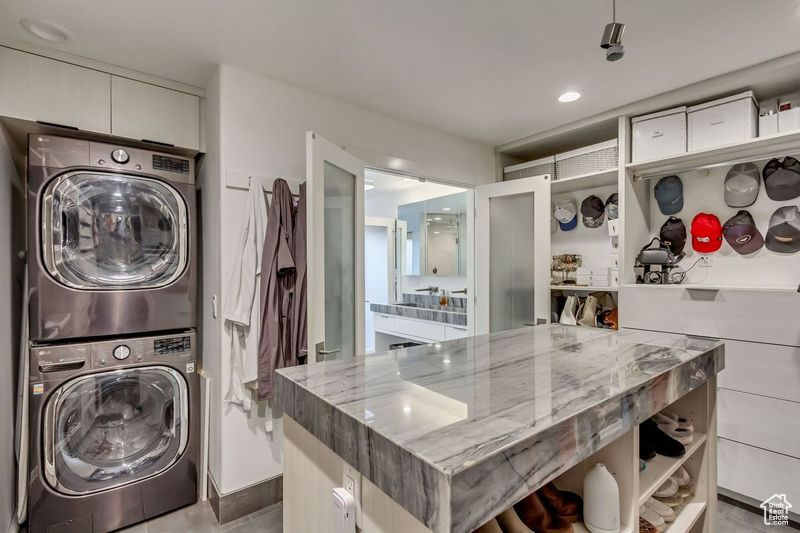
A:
[{"left": 343, "top": 465, "right": 362, "bottom": 527}]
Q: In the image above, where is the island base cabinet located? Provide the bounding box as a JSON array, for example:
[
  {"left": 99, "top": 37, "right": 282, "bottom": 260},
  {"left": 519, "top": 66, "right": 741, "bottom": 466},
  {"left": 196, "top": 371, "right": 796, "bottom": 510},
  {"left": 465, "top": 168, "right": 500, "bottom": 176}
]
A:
[{"left": 283, "top": 416, "right": 432, "bottom": 533}]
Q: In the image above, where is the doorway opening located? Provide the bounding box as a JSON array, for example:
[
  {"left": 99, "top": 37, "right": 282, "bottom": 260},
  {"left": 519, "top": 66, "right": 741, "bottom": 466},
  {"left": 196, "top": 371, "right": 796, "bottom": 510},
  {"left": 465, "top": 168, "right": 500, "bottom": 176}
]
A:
[{"left": 363, "top": 169, "right": 472, "bottom": 354}]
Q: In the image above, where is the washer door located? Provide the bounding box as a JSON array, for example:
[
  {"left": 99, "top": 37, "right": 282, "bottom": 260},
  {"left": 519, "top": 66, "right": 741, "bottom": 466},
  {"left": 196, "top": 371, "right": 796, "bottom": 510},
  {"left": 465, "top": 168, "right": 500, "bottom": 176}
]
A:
[
  {"left": 41, "top": 171, "right": 188, "bottom": 289},
  {"left": 43, "top": 366, "right": 188, "bottom": 495}
]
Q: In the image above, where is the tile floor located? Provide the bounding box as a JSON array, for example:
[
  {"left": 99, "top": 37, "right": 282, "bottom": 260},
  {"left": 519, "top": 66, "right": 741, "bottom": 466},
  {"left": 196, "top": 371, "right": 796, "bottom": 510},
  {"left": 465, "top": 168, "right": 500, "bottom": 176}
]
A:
[{"left": 128, "top": 499, "right": 793, "bottom": 532}]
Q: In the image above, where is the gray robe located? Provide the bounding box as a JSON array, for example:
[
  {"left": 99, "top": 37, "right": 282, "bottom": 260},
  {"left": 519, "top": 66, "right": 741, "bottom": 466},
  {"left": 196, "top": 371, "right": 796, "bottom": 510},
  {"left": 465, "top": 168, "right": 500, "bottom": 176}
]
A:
[{"left": 257, "top": 179, "right": 296, "bottom": 399}]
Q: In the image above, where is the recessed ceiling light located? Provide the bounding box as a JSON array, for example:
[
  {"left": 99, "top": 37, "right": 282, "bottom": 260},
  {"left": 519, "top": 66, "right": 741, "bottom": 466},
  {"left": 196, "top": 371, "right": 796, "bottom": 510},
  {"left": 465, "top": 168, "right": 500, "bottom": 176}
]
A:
[
  {"left": 558, "top": 91, "right": 582, "bottom": 103},
  {"left": 434, "top": 217, "right": 442, "bottom": 221},
  {"left": 20, "top": 19, "right": 72, "bottom": 43},
  {"left": 442, "top": 207, "right": 451, "bottom": 211}
]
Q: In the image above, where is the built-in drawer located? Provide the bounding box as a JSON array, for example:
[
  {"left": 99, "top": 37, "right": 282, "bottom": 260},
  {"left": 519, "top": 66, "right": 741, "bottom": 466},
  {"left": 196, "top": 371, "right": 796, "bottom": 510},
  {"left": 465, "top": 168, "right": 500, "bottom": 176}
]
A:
[
  {"left": 445, "top": 325, "right": 469, "bottom": 341},
  {"left": 718, "top": 389, "right": 800, "bottom": 458},
  {"left": 718, "top": 339, "right": 800, "bottom": 403},
  {"left": 719, "top": 437, "right": 800, "bottom": 507},
  {"left": 620, "top": 286, "right": 800, "bottom": 347},
  {"left": 373, "top": 313, "right": 395, "bottom": 332},
  {"left": 394, "top": 317, "right": 445, "bottom": 342}
]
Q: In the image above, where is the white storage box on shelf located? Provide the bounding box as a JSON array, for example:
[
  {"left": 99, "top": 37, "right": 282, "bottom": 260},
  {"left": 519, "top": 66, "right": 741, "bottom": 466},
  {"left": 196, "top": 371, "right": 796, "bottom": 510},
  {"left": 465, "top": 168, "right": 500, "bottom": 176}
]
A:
[
  {"left": 576, "top": 267, "right": 610, "bottom": 287},
  {"left": 687, "top": 91, "right": 758, "bottom": 151},
  {"left": 631, "top": 106, "right": 687, "bottom": 162},
  {"left": 503, "top": 156, "right": 555, "bottom": 181},
  {"left": 555, "top": 140, "right": 618, "bottom": 180},
  {"left": 759, "top": 98, "right": 779, "bottom": 137},
  {"left": 778, "top": 92, "right": 800, "bottom": 133}
]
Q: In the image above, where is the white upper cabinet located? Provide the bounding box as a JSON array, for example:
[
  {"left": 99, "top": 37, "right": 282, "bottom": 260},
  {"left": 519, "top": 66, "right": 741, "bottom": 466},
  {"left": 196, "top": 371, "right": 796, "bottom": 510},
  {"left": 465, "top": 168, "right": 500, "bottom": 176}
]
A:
[
  {"left": 111, "top": 77, "right": 200, "bottom": 150},
  {"left": 0, "top": 47, "right": 111, "bottom": 133}
]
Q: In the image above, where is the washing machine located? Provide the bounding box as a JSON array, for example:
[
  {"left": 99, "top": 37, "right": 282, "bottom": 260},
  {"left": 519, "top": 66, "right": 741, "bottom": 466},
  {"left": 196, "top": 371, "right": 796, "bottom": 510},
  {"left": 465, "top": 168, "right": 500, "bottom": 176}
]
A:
[
  {"left": 27, "top": 134, "right": 196, "bottom": 341},
  {"left": 27, "top": 331, "right": 199, "bottom": 533}
]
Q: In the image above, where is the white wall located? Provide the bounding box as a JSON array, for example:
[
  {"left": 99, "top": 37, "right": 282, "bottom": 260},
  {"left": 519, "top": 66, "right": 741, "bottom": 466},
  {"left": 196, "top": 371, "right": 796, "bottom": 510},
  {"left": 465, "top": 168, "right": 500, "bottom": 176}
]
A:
[
  {"left": 0, "top": 125, "right": 22, "bottom": 532},
  {"left": 208, "top": 64, "right": 493, "bottom": 495}
]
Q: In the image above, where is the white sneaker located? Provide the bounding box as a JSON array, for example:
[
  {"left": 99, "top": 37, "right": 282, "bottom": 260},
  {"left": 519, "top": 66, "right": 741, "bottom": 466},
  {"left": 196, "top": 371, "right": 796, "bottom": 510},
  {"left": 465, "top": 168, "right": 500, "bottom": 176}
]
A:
[
  {"left": 645, "top": 497, "right": 676, "bottom": 522},
  {"left": 674, "top": 466, "right": 691, "bottom": 487},
  {"left": 559, "top": 295, "right": 578, "bottom": 325},
  {"left": 639, "top": 506, "right": 666, "bottom": 530},
  {"left": 654, "top": 477, "right": 678, "bottom": 498}
]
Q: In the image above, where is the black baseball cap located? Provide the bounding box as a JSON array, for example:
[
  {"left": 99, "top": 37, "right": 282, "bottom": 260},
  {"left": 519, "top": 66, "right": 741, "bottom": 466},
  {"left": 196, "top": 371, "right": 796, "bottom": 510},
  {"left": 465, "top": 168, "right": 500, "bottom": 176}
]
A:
[
  {"left": 654, "top": 176, "right": 683, "bottom": 215},
  {"left": 722, "top": 210, "right": 764, "bottom": 255},
  {"left": 581, "top": 195, "right": 606, "bottom": 228},
  {"left": 763, "top": 157, "right": 800, "bottom": 201},
  {"left": 766, "top": 206, "right": 800, "bottom": 253},
  {"left": 659, "top": 217, "right": 686, "bottom": 255},
  {"left": 605, "top": 193, "right": 619, "bottom": 220}
]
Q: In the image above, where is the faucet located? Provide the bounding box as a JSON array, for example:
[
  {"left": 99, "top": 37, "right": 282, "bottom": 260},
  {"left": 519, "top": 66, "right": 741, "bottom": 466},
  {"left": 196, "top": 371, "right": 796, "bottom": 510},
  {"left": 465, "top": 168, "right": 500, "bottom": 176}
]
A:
[
  {"left": 451, "top": 288, "right": 468, "bottom": 295},
  {"left": 415, "top": 286, "right": 439, "bottom": 295}
]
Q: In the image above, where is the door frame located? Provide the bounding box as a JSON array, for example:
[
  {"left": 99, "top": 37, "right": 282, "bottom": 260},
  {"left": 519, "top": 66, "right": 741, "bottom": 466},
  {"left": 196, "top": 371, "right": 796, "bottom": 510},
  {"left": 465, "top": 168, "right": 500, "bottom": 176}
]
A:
[
  {"left": 306, "top": 132, "right": 365, "bottom": 363},
  {"left": 474, "top": 175, "right": 551, "bottom": 335}
]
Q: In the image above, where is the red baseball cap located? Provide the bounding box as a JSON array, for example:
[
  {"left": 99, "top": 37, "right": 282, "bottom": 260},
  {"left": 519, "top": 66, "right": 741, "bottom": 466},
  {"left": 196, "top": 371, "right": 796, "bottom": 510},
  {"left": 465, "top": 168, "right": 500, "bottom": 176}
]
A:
[{"left": 691, "top": 213, "right": 723, "bottom": 253}]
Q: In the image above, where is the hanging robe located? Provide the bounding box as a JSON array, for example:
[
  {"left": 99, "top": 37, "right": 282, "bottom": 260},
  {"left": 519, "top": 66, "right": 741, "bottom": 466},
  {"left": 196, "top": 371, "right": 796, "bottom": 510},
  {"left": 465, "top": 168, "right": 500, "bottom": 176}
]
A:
[
  {"left": 222, "top": 179, "right": 267, "bottom": 411},
  {"left": 290, "top": 182, "right": 307, "bottom": 363},
  {"left": 257, "top": 178, "right": 297, "bottom": 399}
]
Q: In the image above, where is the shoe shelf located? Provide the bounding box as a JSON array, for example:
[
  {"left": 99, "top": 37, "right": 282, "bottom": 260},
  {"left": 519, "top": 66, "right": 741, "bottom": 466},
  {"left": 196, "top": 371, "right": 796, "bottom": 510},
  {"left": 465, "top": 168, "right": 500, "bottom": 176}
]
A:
[
  {"left": 665, "top": 496, "right": 708, "bottom": 533},
  {"left": 638, "top": 432, "right": 707, "bottom": 506}
]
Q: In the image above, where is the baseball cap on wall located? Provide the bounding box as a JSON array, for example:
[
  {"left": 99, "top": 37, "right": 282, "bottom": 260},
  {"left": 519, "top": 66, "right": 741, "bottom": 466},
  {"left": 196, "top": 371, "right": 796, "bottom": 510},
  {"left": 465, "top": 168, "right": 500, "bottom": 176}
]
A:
[
  {"left": 763, "top": 157, "right": 800, "bottom": 201},
  {"left": 722, "top": 210, "right": 764, "bottom": 255},
  {"left": 691, "top": 213, "right": 723, "bottom": 253},
  {"left": 554, "top": 199, "right": 578, "bottom": 231},
  {"left": 766, "top": 205, "right": 800, "bottom": 253},
  {"left": 724, "top": 163, "right": 760, "bottom": 207},
  {"left": 605, "top": 193, "right": 619, "bottom": 220},
  {"left": 655, "top": 176, "right": 683, "bottom": 215},
  {"left": 659, "top": 217, "right": 687, "bottom": 255},
  {"left": 580, "top": 195, "right": 606, "bottom": 228}
]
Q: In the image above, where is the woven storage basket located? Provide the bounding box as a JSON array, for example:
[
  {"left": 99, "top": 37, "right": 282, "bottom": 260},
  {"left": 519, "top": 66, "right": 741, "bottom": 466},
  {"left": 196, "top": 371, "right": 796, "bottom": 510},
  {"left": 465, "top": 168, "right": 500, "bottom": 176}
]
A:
[
  {"left": 503, "top": 156, "right": 555, "bottom": 181},
  {"left": 554, "top": 139, "right": 618, "bottom": 180}
]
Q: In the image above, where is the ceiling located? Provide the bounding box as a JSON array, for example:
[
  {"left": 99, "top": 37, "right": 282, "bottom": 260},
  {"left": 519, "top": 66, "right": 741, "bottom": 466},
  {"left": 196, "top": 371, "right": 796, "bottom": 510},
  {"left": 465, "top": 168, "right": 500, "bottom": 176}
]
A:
[
  {"left": 364, "top": 168, "right": 463, "bottom": 200},
  {"left": 2, "top": 0, "right": 800, "bottom": 146}
]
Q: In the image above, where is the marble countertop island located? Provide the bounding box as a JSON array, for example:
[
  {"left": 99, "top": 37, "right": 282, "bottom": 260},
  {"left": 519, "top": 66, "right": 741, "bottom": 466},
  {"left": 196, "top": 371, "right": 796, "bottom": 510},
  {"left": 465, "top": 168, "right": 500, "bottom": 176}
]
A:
[{"left": 275, "top": 325, "right": 724, "bottom": 533}]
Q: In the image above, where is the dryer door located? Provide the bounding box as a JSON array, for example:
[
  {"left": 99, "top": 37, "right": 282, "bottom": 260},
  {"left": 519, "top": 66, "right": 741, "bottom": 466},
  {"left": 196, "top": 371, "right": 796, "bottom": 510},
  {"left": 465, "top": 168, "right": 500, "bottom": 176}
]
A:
[
  {"left": 43, "top": 366, "right": 188, "bottom": 495},
  {"left": 42, "top": 171, "right": 188, "bottom": 289}
]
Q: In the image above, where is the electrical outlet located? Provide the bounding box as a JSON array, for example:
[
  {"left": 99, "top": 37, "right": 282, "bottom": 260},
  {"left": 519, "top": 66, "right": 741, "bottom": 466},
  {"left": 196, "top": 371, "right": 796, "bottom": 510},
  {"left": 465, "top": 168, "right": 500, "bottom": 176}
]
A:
[
  {"left": 343, "top": 465, "right": 362, "bottom": 527},
  {"left": 699, "top": 255, "right": 713, "bottom": 267}
]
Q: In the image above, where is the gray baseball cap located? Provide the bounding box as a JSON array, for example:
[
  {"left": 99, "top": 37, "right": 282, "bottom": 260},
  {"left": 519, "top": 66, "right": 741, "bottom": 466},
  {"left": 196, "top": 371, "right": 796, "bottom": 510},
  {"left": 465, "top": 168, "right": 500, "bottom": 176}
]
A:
[
  {"left": 654, "top": 175, "right": 683, "bottom": 215},
  {"left": 766, "top": 206, "right": 800, "bottom": 253},
  {"left": 763, "top": 157, "right": 800, "bottom": 201},
  {"left": 724, "top": 163, "right": 760, "bottom": 207}
]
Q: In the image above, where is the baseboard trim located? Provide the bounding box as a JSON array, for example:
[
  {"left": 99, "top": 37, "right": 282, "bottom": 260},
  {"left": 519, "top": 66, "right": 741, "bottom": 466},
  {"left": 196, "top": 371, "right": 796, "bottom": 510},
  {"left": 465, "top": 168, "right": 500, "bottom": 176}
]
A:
[{"left": 208, "top": 475, "right": 283, "bottom": 524}]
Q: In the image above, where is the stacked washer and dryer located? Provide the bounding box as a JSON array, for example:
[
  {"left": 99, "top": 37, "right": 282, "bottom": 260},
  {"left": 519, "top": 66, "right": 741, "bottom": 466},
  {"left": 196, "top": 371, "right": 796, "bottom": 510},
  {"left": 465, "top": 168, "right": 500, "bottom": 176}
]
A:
[{"left": 25, "top": 135, "right": 199, "bottom": 533}]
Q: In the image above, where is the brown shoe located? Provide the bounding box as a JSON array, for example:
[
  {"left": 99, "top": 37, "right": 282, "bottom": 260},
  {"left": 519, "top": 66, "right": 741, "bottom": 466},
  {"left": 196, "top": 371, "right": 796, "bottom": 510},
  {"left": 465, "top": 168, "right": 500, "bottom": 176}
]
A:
[
  {"left": 514, "top": 492, "right": 574, "bottom": 533},
  {"left": 537, "top": 482, "right": 583, "bottom": 522},
  {"left": 473, "top": 517, "right": 503, "bottom": 533}
]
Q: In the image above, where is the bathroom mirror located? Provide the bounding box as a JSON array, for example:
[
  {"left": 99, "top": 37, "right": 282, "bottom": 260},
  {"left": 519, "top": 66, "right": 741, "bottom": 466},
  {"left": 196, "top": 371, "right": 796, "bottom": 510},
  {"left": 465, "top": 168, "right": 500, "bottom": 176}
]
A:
[{"left": 398, "top": 192, "right": 466, "bottom": 277}]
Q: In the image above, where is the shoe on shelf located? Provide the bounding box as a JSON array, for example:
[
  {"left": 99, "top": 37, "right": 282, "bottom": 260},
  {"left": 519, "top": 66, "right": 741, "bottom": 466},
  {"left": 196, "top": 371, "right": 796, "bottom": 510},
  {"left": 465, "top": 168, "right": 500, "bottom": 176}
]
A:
[
  {"left": 640, "top": 419, "right": 686, "bottom": 457},
  {"left": 639, "top": 516, "right": 659, "bottom": 533},
  {"left": 559, "top": 295, "right": 578, "bottom": 326},
  {"left": 639, "top": 437, "right": 656, "bottom": 460},
  {"left": 537, "top": 482, "right": 583, "bottom": 522},
  {"left": 645, "top": 497, "right": 676, "bottom": 522},
  {"left": 660, "top": 409, "right": 694, "bottom": 432},
  {"left": 473, "top": 517, "right": 503, "bottom": 533},
  {"left": 651, "top": 413, "right": 694, "bottom": 444},
  {"left": 655, "top": 493, "right": 684, "bottom": 507},
  {"left": 495, "top": 508, "right": 534, "bottom": 533},
  {"left": 653, "top": 477, "right": 678, "bottom": 498},
  {"left": 639, "top": 506, "right": 666, "bottom": 530},
  {"left": 514, "top": 492, "right": 574, "bottom": 533},
  {"left": 673, "top": 466, "right": 691, "bottom": 487}
]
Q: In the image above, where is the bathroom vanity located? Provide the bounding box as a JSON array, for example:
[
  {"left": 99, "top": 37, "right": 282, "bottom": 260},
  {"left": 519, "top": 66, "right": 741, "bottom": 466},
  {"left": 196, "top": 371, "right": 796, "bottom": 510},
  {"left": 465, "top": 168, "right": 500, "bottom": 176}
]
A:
[
  {"left": 370, "top": 294, "right": 469, "bottom": 348},
  {"left": 275, "top": 325, "right": 724, "bottom": 533}
]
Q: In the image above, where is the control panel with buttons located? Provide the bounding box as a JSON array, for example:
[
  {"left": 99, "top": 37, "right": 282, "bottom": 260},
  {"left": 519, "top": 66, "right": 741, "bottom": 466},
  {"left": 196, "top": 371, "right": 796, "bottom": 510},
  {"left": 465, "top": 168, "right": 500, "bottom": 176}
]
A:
[{"left": 154, "top": 336, "right": 191, "bottom": 356}]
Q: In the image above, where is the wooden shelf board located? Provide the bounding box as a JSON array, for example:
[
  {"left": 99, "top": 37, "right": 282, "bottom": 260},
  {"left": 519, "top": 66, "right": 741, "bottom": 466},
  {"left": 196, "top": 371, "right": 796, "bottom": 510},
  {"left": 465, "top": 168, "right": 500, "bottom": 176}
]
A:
[
  {"left": 638, "top": 432, "right": 707, "bottom": 506},
  {"left": 550, "top": 285, "right": 618, "bottom": 292},
  {"left": 665, "top": 498, "right": 708, "bottom": 533},
  {"left": 551, "top": 168, "right": 618, "bottom": 194},
  {"left": 626, "top": 130, "right": 800, "bottom": 178}
]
